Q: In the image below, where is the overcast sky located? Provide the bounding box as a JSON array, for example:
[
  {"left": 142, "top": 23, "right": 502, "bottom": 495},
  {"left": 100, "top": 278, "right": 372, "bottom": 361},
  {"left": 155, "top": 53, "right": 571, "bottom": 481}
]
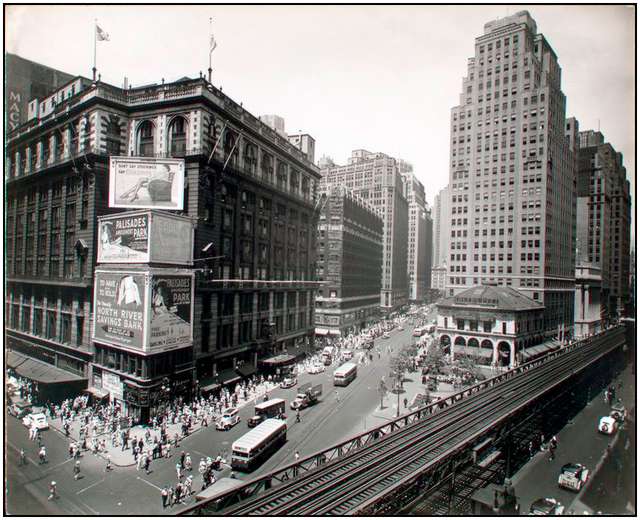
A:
[{"left": 5, "top": 4, "right": 636, "bottom": 217}]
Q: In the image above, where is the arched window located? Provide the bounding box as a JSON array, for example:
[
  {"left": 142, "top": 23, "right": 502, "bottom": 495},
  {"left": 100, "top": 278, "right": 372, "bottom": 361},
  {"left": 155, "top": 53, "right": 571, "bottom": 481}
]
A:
[
  {"left": 223, "top": 130, "right": 238, "bottom": 167},
  {"left": 168, "top": 116, "right": 187, "bottom": 157},
  {"left": 244, "top": 142, "right": 257, "bottom": 174},
  {"left": 289, "top": 169, "right": 299, "bottom": 193},
  {"left": 261, "top": 153, "right": 273, "bottom": 183},
  {"left": 137, "top": 120, "right": 155, "bottom": 157},
  {"left": 276, "top": 162, "right": 287, "bottom": 189}
]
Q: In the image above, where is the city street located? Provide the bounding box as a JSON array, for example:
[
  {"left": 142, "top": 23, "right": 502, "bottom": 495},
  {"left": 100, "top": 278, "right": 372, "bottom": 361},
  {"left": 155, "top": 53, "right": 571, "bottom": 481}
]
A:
[{"left": 5, "top": 317, "right": 430, "bottom": 515}]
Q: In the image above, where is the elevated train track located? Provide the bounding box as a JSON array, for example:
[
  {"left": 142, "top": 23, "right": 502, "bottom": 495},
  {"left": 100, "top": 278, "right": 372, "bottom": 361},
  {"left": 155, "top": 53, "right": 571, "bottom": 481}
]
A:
[{"left": 184, "top": 325, "right": 626, "bottom": 516}]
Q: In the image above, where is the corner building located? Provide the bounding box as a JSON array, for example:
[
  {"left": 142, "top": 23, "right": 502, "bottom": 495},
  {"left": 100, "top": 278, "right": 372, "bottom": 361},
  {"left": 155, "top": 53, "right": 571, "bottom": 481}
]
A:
[
  {"left": 314, "top": 186, "right": 383, "bottom": 336},
  {"left": 320, "top": 150, "right": 409, "bottom": 313},
  {"left": 447, "top": 11, "right": 576, "bottom": 335},
  {"left": 5, "top": 68, "right": 321, "bottom": 414}
]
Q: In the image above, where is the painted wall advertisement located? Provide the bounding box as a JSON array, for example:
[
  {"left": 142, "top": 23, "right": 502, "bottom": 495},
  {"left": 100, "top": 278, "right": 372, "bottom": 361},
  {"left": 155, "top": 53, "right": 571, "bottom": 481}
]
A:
[
  {"left": 109, "top": 156, "right": 185, "bottom": 210},
  {"left": 92, "top": 269, "right": 194, "bottom": 353},
  {"left": 98, "top": 214, "right": 150, "bottom": 263},
  {"left": 93, "top": 270, "right": 148, "bottom": 350}
]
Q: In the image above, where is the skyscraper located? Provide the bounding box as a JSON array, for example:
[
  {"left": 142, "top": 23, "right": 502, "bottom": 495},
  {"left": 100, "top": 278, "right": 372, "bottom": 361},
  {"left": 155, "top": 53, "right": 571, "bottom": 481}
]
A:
[
  {"left": 432, "top": 185, "right": 451, "bottom": 269},
  {"left": 576, "top": 129, "right": 632, "bottom": 318},
  {"left": 320, "top": 150, "right": 409, "bottom": 312},
  {"left": 447, "top": 11, "right": 576, "bottom": 334}
]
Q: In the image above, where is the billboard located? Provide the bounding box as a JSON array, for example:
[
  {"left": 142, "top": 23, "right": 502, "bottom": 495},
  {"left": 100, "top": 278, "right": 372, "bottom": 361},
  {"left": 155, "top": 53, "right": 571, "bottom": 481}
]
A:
[
  {"left": 93, "top": 270, "right": 148, "bottom": 350},
  {"left": 97, "top": 211, "right": 193, "bottom": 265},
  {"left": 92, "top": 269, "right": 194, "bottom": 353},
  {"left": 98, "top": 213, "right": 150, "bottom": 263},
  {"left": 109, "top": 156, "right": 185, "bottom": 210},
  {"left": 148, "top": 274, "right": 194, "bottom": 351}
]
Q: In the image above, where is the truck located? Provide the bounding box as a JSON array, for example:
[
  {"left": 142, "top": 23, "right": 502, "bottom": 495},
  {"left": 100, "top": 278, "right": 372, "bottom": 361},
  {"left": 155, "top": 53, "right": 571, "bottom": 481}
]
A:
[
  {"left": 247, "top": 398, "right": 286, "bottom": 427},
  {"left": 290, "top": 383, "right": 323, "bottom": 410}
]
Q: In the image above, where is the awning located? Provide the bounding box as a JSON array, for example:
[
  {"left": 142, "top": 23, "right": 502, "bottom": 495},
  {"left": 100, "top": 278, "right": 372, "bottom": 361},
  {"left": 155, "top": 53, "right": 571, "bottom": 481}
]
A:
[
  {"left": 218, "top": 368, "right": 242, "bottom": 386},
  {"left": 84, "top": 387, "right": 110, "bottom": 399},
  {"left": 14, "top": 356, "right": 86, "bottom": 384},
  {"left": 328, "top": 329, "right": 341, "bottom": 336},
  {"left": 522, "top": 341, "right": 558, "bottom": 360},
  {"left": 6, "top": 351, "right": 28, "bottom": 369},
  {"left": 235, "top": 364, "right": 256, "bottom": 378},
  {"left": 314, "top": 328, "right": 329, "bottom": 335},
  {"left": 259, "top": 354, "right": 296, "bottom": 367}
]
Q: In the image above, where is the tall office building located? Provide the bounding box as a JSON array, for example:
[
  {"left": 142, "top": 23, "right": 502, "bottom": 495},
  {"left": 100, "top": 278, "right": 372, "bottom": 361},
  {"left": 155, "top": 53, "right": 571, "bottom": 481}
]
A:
[
  {"left": 576, "top": 129, "right": 632, "bottom": 318},
  {"left": 401, "top": 167, "right": 432, "bottom": 302},
  {"left": 447, "top": 11, "right": 576, "bottom": 334},
  {"left": 432, "top": 185, "right": 451, "bottom": 269},
  {"left": 314, "top": 186, "right": 383, "bottom": 336},
  {"left": 320, "top": 150, "right": 409, "bottom": 313}
]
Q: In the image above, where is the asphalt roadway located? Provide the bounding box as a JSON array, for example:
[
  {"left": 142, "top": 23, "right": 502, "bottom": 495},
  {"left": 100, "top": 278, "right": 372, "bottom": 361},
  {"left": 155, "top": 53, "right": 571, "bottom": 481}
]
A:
[{"left": 5, "top": 315, "right": 431, "bottom": 515}]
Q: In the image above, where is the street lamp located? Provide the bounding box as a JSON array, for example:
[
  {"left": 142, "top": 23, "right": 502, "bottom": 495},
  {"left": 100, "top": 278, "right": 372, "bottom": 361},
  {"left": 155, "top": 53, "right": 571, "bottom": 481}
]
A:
[{"left": 378, "top": 378, "right": 387, "bottom": 410}]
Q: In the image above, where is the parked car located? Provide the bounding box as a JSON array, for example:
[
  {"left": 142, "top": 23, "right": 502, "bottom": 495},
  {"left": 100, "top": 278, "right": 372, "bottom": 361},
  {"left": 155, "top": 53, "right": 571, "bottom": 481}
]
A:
[
  {"left": 558, "top": 463, "right": 589, "bottom": 492},
  {"left": 598, "top": 416, "right": 618, "bottom": 435},
  {"left": 308, "top": 364, "right": 325, "bottom": 375},
  {"left": 216, "top": 408, "right": 240, "bottom": 430},
  {"left": 529, "top": 497, "right": 565, "bottom": 515},
  {"left": 8, "top": 398, "right": 32, "bottom": 419},
  {"left": 280, "top": 377, "right": 297, "bottom": 389},
  {"left": 22, "top": 412, "right": 49, "bottom": 430},
  {"left": 610, "top": 402, "right": 627, "bottom": 422}
]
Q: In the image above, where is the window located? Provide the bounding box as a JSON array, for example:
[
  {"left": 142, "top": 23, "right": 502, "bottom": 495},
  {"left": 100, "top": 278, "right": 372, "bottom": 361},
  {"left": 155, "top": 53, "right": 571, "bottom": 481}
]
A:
[
  {"left": 137, "top": 121, "right": 155, "bottom": 156},
  {"left": 168, "top": 116, "right": 187, "bottom": 156}
]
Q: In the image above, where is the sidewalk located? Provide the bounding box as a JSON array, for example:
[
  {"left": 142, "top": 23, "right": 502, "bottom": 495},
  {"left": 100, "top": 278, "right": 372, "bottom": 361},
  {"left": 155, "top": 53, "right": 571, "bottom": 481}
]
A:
[{"left": 47, "top": 381, "right": 279, "bottom": 467}]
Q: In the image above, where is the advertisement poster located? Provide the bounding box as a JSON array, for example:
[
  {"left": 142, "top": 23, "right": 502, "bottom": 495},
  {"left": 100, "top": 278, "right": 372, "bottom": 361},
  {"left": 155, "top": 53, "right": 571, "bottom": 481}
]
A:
[
  {"left": 109, "top": 156, "right": 185, "bottom": 210},
  {"left": 150, "top": 214, "right": 194, "bottom": 265},
  {"left": 102, "top": 371, "right": 124, "bottom": 400},
  {"left": 93, "top": 271, "right": 148, "bottom": 350},
  {"left": 97, "top": 214, "right": 150, "bottom": 263},
  {"left": 148, "top": 274, "right": 193, "bottom": 351}
]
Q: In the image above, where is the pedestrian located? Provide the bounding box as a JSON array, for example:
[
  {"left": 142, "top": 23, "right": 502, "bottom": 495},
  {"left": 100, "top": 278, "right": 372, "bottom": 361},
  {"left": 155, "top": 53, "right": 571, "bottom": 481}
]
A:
[
  {"left": 105, "top": 454, "right": 112, "bottom": 472},
  {"left": 180, "top": 450, "right": 186, "bottom": 468},
  {"left": 296, "top": 411, "right": 301, "bottom": 423},
  {"left": 185, "top": 475, "right": 193, "bottom": 496},
  {"left": 19, "top": 448, "right": 26, "bottom": 466},
  {"left": 185, "top": 453, "right": 192, "bottom": 471},
  {"left": 73, "top": 460, "right": 81, "bottom": 480},
  {"left": 548, "top": 435, "right": 558, "bottom": 461},
  {"left": 528, "top": 441, "right": 534, "bottom": 459},
  {"left": 36, "top": 431, "right": 43, "bottom": 447},
  {"left": 161, "top": 486, "right": 169, "bottom": 508},
  {"left": 144, "top": 454, "right": 151, "bottom": 475},
  {"left": 294, "top": 450, "right": 300, "bottom": 462},
  {"left": 167, "top": 486, "right": 175, "bottom": 507},
  {"left": 176, "top": 462, "right": 183, "bottom": 480},
  {"left": 39, "top": 446, "right": 47, "bottom": 465},
  {"left": 48, "top": 481, "right": 58, "bottom": 501}
]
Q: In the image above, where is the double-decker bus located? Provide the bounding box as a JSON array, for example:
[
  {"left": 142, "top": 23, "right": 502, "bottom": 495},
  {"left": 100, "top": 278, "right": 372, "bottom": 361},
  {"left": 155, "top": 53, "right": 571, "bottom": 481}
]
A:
[
  {"left": 231, "top": 419, "right": 287, "bottom": 471},
  {"left": 333, "top": 362, "right": 358, "bottom": 387}
]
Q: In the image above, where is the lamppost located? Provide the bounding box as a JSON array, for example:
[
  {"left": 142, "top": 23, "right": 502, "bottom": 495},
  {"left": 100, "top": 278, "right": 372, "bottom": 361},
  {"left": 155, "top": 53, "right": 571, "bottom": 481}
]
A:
[{"left": 378, "top": 378, "right": 387, "bottom": 410}]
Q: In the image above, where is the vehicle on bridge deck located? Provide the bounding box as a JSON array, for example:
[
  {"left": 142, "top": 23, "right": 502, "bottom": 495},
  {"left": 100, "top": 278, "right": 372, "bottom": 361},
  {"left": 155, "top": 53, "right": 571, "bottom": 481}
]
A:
[
  {"left": 333, "top": 362, "right": 357, "bottom": 387},
  {"left": 529, "top": 497, "right": 565, "bottom": 515},
  {"left": 598, "top": 416, "right": 618, "bottom": 435},
  {"left": 248, "top": 398, "right": 286, "bottom": 428},
  {"left": 557, "top": 463, "right": 590, "bottom": 492},
  {"left": 231, "top": 419, "right": 287, "bottom": 471}
]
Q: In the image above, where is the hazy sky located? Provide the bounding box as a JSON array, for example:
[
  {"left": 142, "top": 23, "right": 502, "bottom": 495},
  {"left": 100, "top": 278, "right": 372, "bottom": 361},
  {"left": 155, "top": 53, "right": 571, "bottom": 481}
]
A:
[{"left": 5, "top": 4, "right": 636, "bottom": 214}]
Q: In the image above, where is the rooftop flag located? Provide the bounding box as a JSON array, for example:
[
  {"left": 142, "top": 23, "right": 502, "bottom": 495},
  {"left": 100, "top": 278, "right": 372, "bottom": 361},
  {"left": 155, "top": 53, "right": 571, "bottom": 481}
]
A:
[{"left": 96, "top": 24, "right": 110, "bottom": 41}]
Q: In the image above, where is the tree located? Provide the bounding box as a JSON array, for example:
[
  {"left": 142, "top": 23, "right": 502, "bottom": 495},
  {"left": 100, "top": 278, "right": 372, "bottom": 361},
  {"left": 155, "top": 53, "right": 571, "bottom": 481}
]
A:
[{"left": 424, "top": 346, "right": 446, "bottom": 374}]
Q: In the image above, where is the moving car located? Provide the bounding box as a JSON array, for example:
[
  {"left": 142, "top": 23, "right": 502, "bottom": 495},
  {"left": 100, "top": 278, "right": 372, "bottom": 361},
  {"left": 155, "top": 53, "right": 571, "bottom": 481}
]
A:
[
  {"left": 382, "top": 332, "right": 391, "bottom": 339},
  {"left": 308, "top": 364, "right": 325, "bottom": 374},
  {"left": 216, "top": 408, "right": 240, "bottom": 430},
  {"left": 529, "top": 497, "right": 565, "bottom": 516},
  {"left": 342, "top": 350, "right": 353, "bottom": 361},
  {"left": 598, "top": 416, "right": 618, "bottom": 435},
  {"left": 22, "top": 412, "right": 49, "bottom": 430},
  {"left": 610, "top": 402, "right": 626, "bottom": 422},
  {"left": 557, "top": 463, "right": 589, "bottom": 492},
  {"left": 397, "top": 326, "right": 404, "bottom": 331},
  {"left": 280, "top": 377, "right": 297, "bottom": 389}
]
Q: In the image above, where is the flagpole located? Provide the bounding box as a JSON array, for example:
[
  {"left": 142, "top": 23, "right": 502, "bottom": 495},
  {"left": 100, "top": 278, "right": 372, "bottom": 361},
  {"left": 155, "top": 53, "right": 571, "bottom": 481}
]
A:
[
  {"left": 93, "top": 19, "right": 97, "bottom": 81},
  {"left": 208, "top": 17, "right": 213, "bottom": 83}
]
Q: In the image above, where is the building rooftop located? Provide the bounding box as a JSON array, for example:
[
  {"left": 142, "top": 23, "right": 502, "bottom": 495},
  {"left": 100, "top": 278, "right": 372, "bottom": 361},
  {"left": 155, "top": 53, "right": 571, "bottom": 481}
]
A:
[{"left": 438, "top": 285, "right": 544, "bottom": 312}]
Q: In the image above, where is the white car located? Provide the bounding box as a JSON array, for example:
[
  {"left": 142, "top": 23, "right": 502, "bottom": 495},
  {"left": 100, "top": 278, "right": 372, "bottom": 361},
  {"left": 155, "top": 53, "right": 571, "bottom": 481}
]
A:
[
  {"left": 280, "top": 377, "right": 297, "bottom": 389},
  {"left": 216, "top": 408, "right": 240, "bottom": 430},
  {"left": 598, "top": 416, "right": 617, "bottom": 435},
  {"left": 558, "top": 463, "right": 589, "bottom": 492},
  {"left": 22, "top": 412, "right": 49, "bottom": 430},
  {"left": 397, "top": 326, "right": 404, "bottom": 331},
  {"left": 308, "top": 364, "right": 325, "bottom": 374},
  {"left": 529, "top": 497, "right": 565, "bottom": 516},
  {"left": 342, "top": 350, "right": 353, "bottom": 361}
]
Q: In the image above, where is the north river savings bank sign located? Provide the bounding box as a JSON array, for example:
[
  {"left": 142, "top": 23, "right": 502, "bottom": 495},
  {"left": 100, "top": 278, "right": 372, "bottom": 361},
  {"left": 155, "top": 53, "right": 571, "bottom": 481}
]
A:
[{"left": 92, "top": 269, "right": 194, "bottom": 354}]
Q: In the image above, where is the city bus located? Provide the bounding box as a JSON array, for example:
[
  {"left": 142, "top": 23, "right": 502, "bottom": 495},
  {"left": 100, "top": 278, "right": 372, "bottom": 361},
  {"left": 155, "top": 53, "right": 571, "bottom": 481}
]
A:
[
  {"left": 322, "top": 346, "right": 334, "bottom": 365},
  {"left": 248, "top": 398, "right": 286, "bottom": 427},
  {"left": 333, "top": 362, "right": 358, "bottom": 387},
  {"left": 231, "top": 419, "right": 287, "bottom": 471}
]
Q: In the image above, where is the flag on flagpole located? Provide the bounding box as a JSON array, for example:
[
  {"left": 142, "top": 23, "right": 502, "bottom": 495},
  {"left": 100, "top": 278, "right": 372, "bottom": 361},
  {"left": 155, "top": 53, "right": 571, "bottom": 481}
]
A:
[
  {"left": 209, "top": 34, "right": 217, "bottom": 53},
  {"left": 96, "top": 25, "right": 110, "bottom": 41}
]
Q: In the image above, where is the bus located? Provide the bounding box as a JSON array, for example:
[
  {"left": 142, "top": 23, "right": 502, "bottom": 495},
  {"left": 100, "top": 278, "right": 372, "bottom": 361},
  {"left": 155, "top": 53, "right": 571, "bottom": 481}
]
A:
[
  {"left": 248, "top": 398, "right": 286, "bottom": 427},
  {"left": 231, "top": 419, "right": 287, "bottom": 471},
  {"left": 322, "top": 346, "right": 334, "bottom": 366},
  {"left": 333, "top": 362, "right": 358, "bottom": 387}
]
